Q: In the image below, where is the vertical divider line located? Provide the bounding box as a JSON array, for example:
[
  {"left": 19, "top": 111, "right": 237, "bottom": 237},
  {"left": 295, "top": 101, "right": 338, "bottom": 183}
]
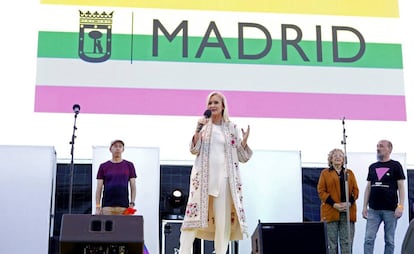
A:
[{"left": 130, "top": 11, "right": 134, "bottom": 64}]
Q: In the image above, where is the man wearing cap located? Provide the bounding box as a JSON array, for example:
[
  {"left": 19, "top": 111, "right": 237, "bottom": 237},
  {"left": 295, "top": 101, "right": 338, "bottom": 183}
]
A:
[{"left": 95, "top": 139, "right": 137, "bottom": 215}]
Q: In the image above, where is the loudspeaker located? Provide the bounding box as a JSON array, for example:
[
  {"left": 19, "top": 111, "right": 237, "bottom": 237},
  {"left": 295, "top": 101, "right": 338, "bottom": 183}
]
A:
[
  {"left": 402, "top": 219, "right": 414, "bottom": 254},
  {"left": 59, "top": 214, "right": 144, "bottom": 254},
  {"left": 251, "top": 221, "right": 328, "bottom": 254},
  {"left": 162, "top": 220, "right": 183, "bottom": 254}
]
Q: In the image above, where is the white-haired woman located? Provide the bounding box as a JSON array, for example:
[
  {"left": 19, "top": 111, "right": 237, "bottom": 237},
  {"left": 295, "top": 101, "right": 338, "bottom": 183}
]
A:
[
  {"left": 179, "top": 91, "right": 252, "bottom": 254},
  {"left": 317, "top": 148, "right": 359, "bottom": 254}
]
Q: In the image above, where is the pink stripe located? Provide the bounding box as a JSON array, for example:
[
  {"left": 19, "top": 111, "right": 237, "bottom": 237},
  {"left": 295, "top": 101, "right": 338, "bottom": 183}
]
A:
[{"left": 34, "top": 85, "right": 406, "bottom": 121}]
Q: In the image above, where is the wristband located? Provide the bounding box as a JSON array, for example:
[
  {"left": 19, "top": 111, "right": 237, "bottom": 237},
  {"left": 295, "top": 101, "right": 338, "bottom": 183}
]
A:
[
  {"left": 96, "top": 204, "right": 101, "bottom": 208},
  {"left": 397, "top": 204, "right": 403, "bottom": 208}
]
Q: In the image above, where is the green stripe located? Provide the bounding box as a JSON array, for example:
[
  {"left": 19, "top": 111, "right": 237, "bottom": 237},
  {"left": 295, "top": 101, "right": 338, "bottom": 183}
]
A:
[{"left": 38, "top": 31, "right": 403, "bottom": 68}]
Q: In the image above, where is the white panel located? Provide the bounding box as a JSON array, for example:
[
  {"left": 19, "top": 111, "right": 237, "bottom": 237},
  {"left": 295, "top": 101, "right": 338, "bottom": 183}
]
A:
[
  {"left": 348, "top": 152, "right": 408, "bottom": 254},
  {"left": 0, "top": 145, "right": 55, "bottom": 254},
  {"left": 92, "top": 146, "right": 160, "bottom": 254},
  {"left": 239, "top": 150, "right": 302, "bottom": 254}
]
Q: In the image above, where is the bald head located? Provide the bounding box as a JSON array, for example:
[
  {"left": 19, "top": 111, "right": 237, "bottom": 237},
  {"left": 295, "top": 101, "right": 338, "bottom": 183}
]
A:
[{"left": 377, "top": 140, "right": 392, "bottom": 162}]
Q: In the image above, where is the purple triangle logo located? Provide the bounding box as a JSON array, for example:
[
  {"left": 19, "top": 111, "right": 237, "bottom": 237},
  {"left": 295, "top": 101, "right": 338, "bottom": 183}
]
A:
[{"left": 376, "top": 167, "right": 389, "bottom": 180}]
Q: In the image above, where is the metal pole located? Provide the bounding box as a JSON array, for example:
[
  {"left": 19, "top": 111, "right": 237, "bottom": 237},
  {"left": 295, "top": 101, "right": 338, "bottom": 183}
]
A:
[
  {"left": 68, "top": 104, "right": 80, "bottom": 214},
  {"left": 341, "top": 117, "right": 352, "bottom": 254}
]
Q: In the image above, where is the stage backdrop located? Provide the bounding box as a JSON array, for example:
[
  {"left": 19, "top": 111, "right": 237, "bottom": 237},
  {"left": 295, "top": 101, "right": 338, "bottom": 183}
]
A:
[
  {"left": 35, "top": 0, "right": 405, "bottom": 121},
  {"left": 92, "top": 146, "right": 160, "bottom": 254},
  {"left": 0, "top": 146, "right": 56, "bottom": 254}
]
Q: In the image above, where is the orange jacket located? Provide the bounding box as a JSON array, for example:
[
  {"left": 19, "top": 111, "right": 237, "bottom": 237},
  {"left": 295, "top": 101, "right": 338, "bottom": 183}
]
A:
[{"left": 317, "top": 168, "right": 359, "bottom": 222}]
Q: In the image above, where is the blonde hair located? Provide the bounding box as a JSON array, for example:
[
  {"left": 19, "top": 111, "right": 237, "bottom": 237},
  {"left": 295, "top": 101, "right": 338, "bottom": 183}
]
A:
[
  {"left": 206, "top": 91, "right": 230, "bottom": 122},
  {"left": 327, "top": 148, "right": 344, "bottom": 167}
]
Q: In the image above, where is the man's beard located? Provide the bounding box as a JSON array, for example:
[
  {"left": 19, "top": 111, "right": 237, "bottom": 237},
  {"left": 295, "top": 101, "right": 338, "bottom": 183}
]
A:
[{"left": 377, "top": 153, "right": 384, "bottom": 161}]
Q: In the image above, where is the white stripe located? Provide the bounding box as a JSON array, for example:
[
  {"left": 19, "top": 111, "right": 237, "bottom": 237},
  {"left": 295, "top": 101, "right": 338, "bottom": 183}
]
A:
[
  {"left": 36, "top": 58, "right": 405, "bottom": 96},
  {"left": 39, "top": 4, "right": 403, "bottom": 43}
]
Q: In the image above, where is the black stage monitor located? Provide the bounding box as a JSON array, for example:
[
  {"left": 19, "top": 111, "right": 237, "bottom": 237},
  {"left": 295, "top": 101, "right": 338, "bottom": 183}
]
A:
[
  {"left": 59, "top": 214, "right": 144, "bottom": 254},
  {"left": 251, "top": 221, "right": 328, "bottom": 254}
]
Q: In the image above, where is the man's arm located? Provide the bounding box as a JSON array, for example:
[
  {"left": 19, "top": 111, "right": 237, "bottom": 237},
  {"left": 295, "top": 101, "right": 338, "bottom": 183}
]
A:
[
  {"left": 129, "top": 178, "right": 137, "bottom": 207},
  {"left": 395, "top": 179, "right": 405, "bottom": 218},
  {"left": 95, "top": 179, "right": 104, "bottom": 214},
  {"left": 362, "top": 181, "right": 371, "bottom": 219}
]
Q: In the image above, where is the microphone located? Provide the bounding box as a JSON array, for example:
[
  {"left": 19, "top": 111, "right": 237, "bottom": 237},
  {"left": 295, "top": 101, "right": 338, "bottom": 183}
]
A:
[
  {"left": 73, "top": 104, "right": 81, "bottom": 114},
  {"left": 203, "top": 109, "right": 212, "bottom": 119},
  {"left": 196, "top": 109, "right": 212, "bottom": 132}
]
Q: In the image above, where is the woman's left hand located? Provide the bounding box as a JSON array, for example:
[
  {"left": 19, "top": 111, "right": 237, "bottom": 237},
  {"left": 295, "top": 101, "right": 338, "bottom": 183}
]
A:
[{"left": 241, "top": 125, "right": 250, "bottom": 147}]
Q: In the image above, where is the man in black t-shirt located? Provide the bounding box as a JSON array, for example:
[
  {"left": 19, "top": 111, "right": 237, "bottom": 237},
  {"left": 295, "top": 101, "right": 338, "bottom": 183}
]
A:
[{"left": 362, "top": 140, "right": 405, "bottom": 254}]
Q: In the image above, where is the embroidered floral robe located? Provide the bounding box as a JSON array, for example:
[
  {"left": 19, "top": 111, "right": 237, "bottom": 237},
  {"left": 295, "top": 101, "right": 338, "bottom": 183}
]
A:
[{"left": 181, "top": 120, "right": 253, "bottom": 241}]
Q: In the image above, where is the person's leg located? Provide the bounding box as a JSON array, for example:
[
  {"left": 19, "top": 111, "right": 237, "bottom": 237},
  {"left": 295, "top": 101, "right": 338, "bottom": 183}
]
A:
[
  {"left": 364, "top": 209, "right": 382, "bottom": 254},
  {"left": 213, "top": 180, "right": 232, "bottom": 254},
  {"left": 179, "top": 229, "right": 197, "bottom": 254},
  {"left": 382, "top": 210, "right": 397, "bottom": 254},
  {"left": 338, "top": 213, "right": 355, "bottom": 254},
  {"left": 326, "top": 221, "right": 339, "bottom": 254},
  {"left": 349, "top": 222, "right": 355, "bottom": 254}
]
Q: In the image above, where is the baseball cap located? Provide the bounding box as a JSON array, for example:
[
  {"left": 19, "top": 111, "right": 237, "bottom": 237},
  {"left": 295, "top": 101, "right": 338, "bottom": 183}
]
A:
[{"left": 110, "top": 139, "right": 125, "bottom": 147}]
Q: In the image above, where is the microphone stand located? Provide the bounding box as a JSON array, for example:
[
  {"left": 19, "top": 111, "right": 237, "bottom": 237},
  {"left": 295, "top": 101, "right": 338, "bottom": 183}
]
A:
[
  {"left": 341, "top": 117, "right": 352, "bottom": 253},
  {"left": 68, "top": 105, "right": 80, "bottom": 214}
]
